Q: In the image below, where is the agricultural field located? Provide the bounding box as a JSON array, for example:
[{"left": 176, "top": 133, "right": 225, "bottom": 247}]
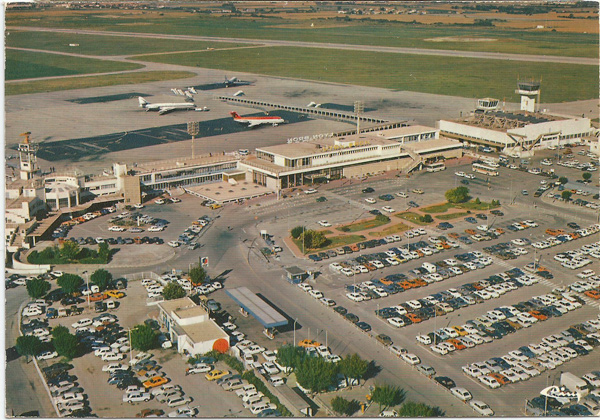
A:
[
  {"left": 134, "top": 46, "right": 599, "bottom": 103},
  {"left": 6, "top": 30, "right": 252, "bottom": 56},
  {"left": 6, "top": 10, "right": 599, "bottom": 58},
  {"left": 5, "top": 49, "right": 142, "bottom": 80}
]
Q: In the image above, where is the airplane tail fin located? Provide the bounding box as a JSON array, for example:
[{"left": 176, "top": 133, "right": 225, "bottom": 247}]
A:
[
  {"left": 138, "top": 97, "right": 148, "bottom": 107},
  {"left": 230, "top": 111, "right": 240, "bottom": 118}
]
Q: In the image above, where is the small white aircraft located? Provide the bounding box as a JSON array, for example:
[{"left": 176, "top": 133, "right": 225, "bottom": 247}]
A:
[
  {"left": 230, "top": 111, "right": 284, "bottom": 128},
  {"left": 138, "top": 97, "right": 201, "bottom": 115},
  {"left": 307, "top": 101, "right": 316, "bottom": 107},
  {"left": 224, "top": 75, "right": 239, "bottom": 87},
  {"left": 233, "top": 90, "right": 244, "bottom": 97}
]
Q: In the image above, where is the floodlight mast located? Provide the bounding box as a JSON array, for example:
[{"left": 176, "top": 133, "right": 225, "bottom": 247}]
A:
[
  {"left": 354, "top": 101, "right": 364, "bottom": 134},
  {"left": 187, "top": 121, "right": 199, "bottom": 159}
]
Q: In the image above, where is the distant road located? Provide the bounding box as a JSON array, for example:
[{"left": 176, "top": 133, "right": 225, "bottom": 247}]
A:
[{"left": 8, "top": 26, "right": 598, "bottom": 65}]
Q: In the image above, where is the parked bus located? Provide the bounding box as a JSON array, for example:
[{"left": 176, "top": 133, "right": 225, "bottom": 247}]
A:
[
  {"left": 472, "top": 162, "right": 499, "bottom": 176},
  {"left": 425, "top": 162, "right": 446, "bottom": 173}
]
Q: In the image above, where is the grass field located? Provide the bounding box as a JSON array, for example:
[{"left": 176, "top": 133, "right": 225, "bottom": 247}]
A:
[
  {"left": 421, "top": 200, "right": 499, "bottom": 213},
  {"left": 6, "top": 49, "right": 142, "bottom": 80},
  {"left": 396, "top": 212, "right": 432, "bottom": 226},
  {"left": 6, "top": 30, "right": 252, "bottom": 56},
  {"left": 134, "top": 46, "right": 598, "bottom": 103},
  {"left": 435, "top": 212, "right": 470, "bottom": 220},
  {"left": 369, "top": 223, "right": 411, "bottom": 237},
  {"left": 335, "top": 217, "right": 390, "bottom": 233},
  {"left": 6, "top": 71, "right": 196, "bottom": 95},
  {"left": 6, "top": 11, "right": 598, "bottom": 58},
  {"left": 292, "top": 234, "right": 366, "bottom": 253}
]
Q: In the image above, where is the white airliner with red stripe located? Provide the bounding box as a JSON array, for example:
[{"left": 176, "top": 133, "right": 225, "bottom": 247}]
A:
[{"left": 230, "top": 112, "right": 284, "bottom": 128}]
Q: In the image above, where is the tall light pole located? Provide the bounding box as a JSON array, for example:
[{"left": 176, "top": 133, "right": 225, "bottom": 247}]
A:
[
  {"left": 83, "top": 270, "right": 90, "bottom": 309},
  {"left": 293, "top": 318, "right": 298, "bottom": 346},
  {"left": 187, "top": 121, "right": 199, "bottom": 159},
  {"left": 354, "top": 101, "right": 364, "bottom": 135}
]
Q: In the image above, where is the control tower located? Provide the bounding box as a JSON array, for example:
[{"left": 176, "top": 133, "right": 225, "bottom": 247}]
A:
[
  {"left": 516, "top": 80, "right": 541, "bottom": 113},
  {"left": 17, "top": 131, "right": 39, "bottom": 180}
]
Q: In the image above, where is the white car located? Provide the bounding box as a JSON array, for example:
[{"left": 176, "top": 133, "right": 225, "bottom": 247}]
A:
[
  {"left": 297, "top": 283, "right": 312, "bottom": 292},
  {"left": 320, "top": 297, "right": 336, "bottom": 307},
  {"left": 167, "top": 395, "right": 192, "bottom": 407},
  {"left": 455, "top": 171, "right": 466, "bottom": 177},
  {"left": 148, "top": 225, "right": 164, "bottom": 232},
  {"left": 71, "top": 318, "right": 92, "bottom": 329},
  {"left": 470, "top": 400, "right": 494, "bottom": 416},
  {"left": 108, "top": 226, "right": 125, "bottom": 232},
  {"left": 308, "top": 289, "right": 324, "bottom": 299},
  {"left": 168, "top": 406, "right": 197, "bottom": 417},
  {"left": 50, "top": 271, "right": 64, "bottom": 278},
  {"left": 365, "top": 198, "right": 377, "bottom": 204},
  {"left": 396, "top": 192, "right": 408, "bottom": 198},
  {"left": 304, "top": 189, "right": 318, "bottom": 194},
  {"left": 37, "top": 351, "right": 58, "bottom": 360},
  {"left": 101, "top": 352, "right": 126, "bottom": 362},
  {"left": 346, "top": 292, "right": 364, "bottom": 302},
  {"left": 123, "top": 391, "right": 152, "bottom": 403},
  {"left": 401, "top": 353, "right": 420, "bottom": 365},
  {"left": 450, "top": 387, "right": 473, "bottom": 401},
  {"left": 167, "top": 241, "right": 180, "bottom": 248},
  {"left": 102, "top": 363, "right": 128, "bottom": 372},
  {"left": 22, "top": 307, "right": 43, "bottom": 317},
  {"left": 382, "top": 206, "right": 395, "bottom": 213},
  {"left": 186, "top": 363, "right": 212, "bottom": 375},
  {"left": 318, "top": 221, "right": 331, "bottom": 227},
  {"left": 388, "top": 317, "right": 405, "bottom": 328},
  {"left": 415, "top": 335, "right": 431, "bottom": 345}
]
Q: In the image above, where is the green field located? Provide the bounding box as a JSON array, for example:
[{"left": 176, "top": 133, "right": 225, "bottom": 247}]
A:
[
  {"left": 435, "top": 212, "right": 470, "bottom": 220},
  {"left": 369, "top": 223, "right": 411, "bottom": 237},
  {"left": 134, "top": 46, "right": 598, "bottom": 103},
  {"left": 336, "top": 217, "right": 390, "bottom": 233},
  {"left": 6, "top": 30, "right": 252, "bottom": 56},
  {"left": 6, "top": 49, "right": 142, "bottom": 80},
  {"left": 396, "top": 212, "right": 432, "bottom": 226},
  {"left": 6, "top": 71, "right": 196, "bottom": 95},
  {"left": 6, "top": 12, "right": 598, "bottom": 58}
]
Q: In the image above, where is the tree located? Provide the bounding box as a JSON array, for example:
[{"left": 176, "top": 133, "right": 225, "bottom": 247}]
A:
[
  {"left": 90, "top": 269, "right": 112, "bottom": 291},
  {"left": 52, "top": 325, "right": 79, "bottom": 359},
  {"left": 375, "top": 214, "right": 390, "bottom": 223},
  {"left": 444, "top": 186, "right": 469, "bottom": 204},
  {"left": 15, "top": 335, "right": 43, "bottom": 361},
  {"left": 474, "top": 197, "right": 481, "bottom": 204},
  {"left": 26, "top": 278, "right": 51, "bottom": 299},
  {"left": 562, "top": 190, "right": 572, "bottom": 201},
  {"left": 189, "top": 266, "right": 206, "bottom": 285},
  {"left": 331, "top": 396, "right": 361, "bottom": 416},
  {"left": 397, "top": 401, "right": 444, "bottom": 417},
  {"left": 98, "top": 242, "right": 110, "bottom": 262},
  {"left": 163, "top": 282, "right": 186, "bottom": 300},
  {"left": 131, "top": 324, "right": 159, "bottom": 351},
  {"left": 371, "top": 384, "right": 406, "bottom": 412},
  {"left": 291, "top": 226, "right": 306, "bottom": 239},
  {"left": 583, "top": 172, "right": 592, "bottom": 182},
  {"left": 57, "top": 274, "right": 83, "bottom": 295},
  {"left": 295, "top": 356, "right": 338, "bottom": 394},
  {"left": 276, "top": 345, "right": 306, "bottom": 371},
  {"left": 59, "top": 240, "right": 80, "bottom": 261},
  {"left": 300, "top": 230, "right": 327, "bottom": 249},
  {"left": 559, "top": 176, "right": 568, "bottom": 185},
  {"left": 419, "top": 214, "right": 433, "bottom": 223},
  {"left": 338, "top": 353, "right": 369, "bottom": 385}
]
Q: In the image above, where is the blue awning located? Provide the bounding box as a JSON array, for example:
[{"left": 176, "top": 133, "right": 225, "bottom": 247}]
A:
[{"left": 226, "top": 287, "right": 288, "bottom": 328}]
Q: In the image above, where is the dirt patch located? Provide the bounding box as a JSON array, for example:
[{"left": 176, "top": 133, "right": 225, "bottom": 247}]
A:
[{"left": 425, "top": 36, "right": 497, "bottom": 42}]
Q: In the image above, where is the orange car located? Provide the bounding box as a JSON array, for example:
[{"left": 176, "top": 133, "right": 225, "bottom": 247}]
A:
[
  {"left": 143, "top": 376, "right": 168, "bottom": 389},
  {"left": 88, "top": 292, "right": 107, "bottom": 302},
  {"left": 448, "top": 232, "right": 460, "bottom": 239},
  {"left": 364, "top": 263, "right": 377, "bottom": 271},
  {"left": 529, "top": 310, "right": 548, "bottom": 321},
  {"left": 584, "top": 290, "right": 600, "bottom": 299},
  {"left": 350, "top": 244, "right": 359, "bottom": 252},
  {"left": 405, "top": 313, "right": 422, "bottom": 324},
  {"left": 495, "top": 228, "right": 505, "bottom": 234},
  {"left": 569, "top": 232, "right": 581, "bottom": 239},
  {"left": 465, "top": 229, "right": 477, "bottom": 235},
  {"left": 489, "top": 372, "right": 510, "bottom": 386},
  {"left": 545, "top": 228, "right": 564, "bottom": 236},
  {"left": 399, "top": 281, "right": 413, "bottom": 290},
  {"left": 415, "top": 250, "right": 425, "bottom": 258},
  {"left": 447, "top": 338, "right": 466, "bottom": 350},
  {"left": 298, "top": 339, "right": 321, "bottom": 348},
  {"left": 379, "top": 278, "right": 393, "bottom": 286}
]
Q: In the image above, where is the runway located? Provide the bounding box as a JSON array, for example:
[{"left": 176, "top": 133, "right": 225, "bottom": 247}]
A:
[{"left": 8, "top": 26, "right": 598, "bottom": 66}]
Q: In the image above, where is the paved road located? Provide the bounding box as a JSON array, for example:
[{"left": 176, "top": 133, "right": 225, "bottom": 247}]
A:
[
  {"left": 8, "top": 26, "right": 598, "bottom": 66},
  {"left": 5, "top": 287, "right": 55, "bottom": 417}
]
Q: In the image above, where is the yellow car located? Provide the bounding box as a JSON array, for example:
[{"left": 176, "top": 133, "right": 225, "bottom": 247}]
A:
[
  {"left": 452, "top": 326, "right": 468, "bottom": 337},
  {"left": 298, "top": 339, "right": 321, "bottom": 348},
  {"left": 205, "top": 369, "right": 229, "bottom": 381},
  {"left": 106, "top": 290, "right": 125, "bottom": 299},
  {"left": 143, "top": 376, "right": 168, "bottom": 389}
]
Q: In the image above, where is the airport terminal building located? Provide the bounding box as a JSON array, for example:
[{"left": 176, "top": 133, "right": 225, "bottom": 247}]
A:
[{"left": 439, "top": 110, "right": 593, "bottom": 155}]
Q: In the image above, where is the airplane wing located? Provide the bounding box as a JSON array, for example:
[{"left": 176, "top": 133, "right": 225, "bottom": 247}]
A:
[
  {"left": 158, "top": 107, "right": 176, "bottom": 115},
  {"left": 247, "top": 121, "right": 261, "bottom": 128}
]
